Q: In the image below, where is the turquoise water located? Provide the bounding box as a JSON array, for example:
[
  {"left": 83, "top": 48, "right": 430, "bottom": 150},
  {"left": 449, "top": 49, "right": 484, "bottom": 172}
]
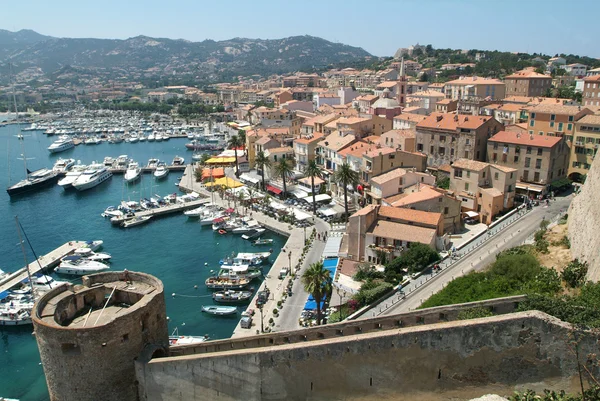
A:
[{"left": 0, "top": 125, "right": 286, "bottom": 400}]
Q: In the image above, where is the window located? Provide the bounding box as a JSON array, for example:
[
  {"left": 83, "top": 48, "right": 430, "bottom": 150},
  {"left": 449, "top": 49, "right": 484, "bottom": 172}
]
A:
[
  {"left": 507, "top": 185, "right": 512, "bottom": 192},
  {"left": 502, "top": 153, "right": 507, "bottom": 162},
  {"left": 530, "top": 120, "right": 535, "bottom": 127},
  {"left": 529, "top": 130, "right": 534, "bottom": 135},
  {"left": 539, "top": 131, "right": 544, "bottom": 136},
  {"left": 450, "top": 148, "right": 455, "bottom": 156},
  {"left": 464, "top": 151, "right": 469, "bottom": 158},
  {"left": 440, "top": 135, "right": 446, "bottom": 142},
  {"left": 510, "top": 172, "right": 514, "bottom": 179},
  {"left": 444, "top": 207, "right": 449, "bottom": 214},
  {"left": 430, "top": 146, "right": 434, "bottom": 153},
  {"left": 568, "top": 123, "right": 573, "bottom": 131},
  {"left": 524, "top": 157, "right": 531, "bottom": 168},
  {"left": 417, "top": 143, "right": 423, "bottom": 152},
  {"left": 569, "top": 116, "right": 574, "bottom": 122},
  {"left": 493, "top": 143, "right": 498, "bottom": 150},
  {"left": 550, "top": 121, "right": 555, "bottom": 128},
  {"left": 523, "top": 170, "right": 529, "bottom": 180},
  {"left": 535, "top": 159, "right": 542, "bottom": 169},
  {"left": 558, "top": 122, "right": 563, "bottom": 132},
  {"left": 465, "top": 183, "right": 470, "bottom": 191},
  {"left": 550, "top": 114, "right": 556, "bottom": 121},
  {"left": 466, "top": 171, "right": 471, "bottom": 178},
  {"left": 439, "top": 147, "right": 445, "bottom": 155},
  {"left": 526, "top": 147, "right": 532, "bottom": 154},
  {"left": 537, "top": 148, "right": 543, "bottom": 156},
  {"left": 515, "top": 146, "right": 520, "bottom": 154},
  {"left": 454, "top": 168, "right": 463, "bottom": 178},
  {"left": 534, "top": 172, "right": 540, "bottom": 182},
  {"left": 494, "top": 172, "right": 499, "bottom": 180},
  {"left": 465, "top": 138, "right": 470, "bottom": 145},
  {"left": 492, "top": 153, "right": 497, "bottom": 161},
  {"left": 531, "top": 113, "right": 536, "bottom": 119},
  {"left": 514, "top": 155, "right": 519, "bottom": 163}
]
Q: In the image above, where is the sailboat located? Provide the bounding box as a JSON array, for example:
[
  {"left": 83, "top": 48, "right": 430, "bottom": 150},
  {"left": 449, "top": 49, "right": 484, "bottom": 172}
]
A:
[{"left": 6, "top": 72, "right": 58, "bottom": 196}]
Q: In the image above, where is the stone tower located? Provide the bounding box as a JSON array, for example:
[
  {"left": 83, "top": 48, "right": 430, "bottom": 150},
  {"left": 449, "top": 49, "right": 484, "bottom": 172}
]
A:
[{"left": 32, "top": 271, "right": 169, "bottom": 401}]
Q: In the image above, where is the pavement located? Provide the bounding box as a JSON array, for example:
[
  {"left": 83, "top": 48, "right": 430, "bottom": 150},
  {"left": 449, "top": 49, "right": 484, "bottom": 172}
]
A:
[{"left": 370, "top": 194, "right": 573, "bottom": 318}]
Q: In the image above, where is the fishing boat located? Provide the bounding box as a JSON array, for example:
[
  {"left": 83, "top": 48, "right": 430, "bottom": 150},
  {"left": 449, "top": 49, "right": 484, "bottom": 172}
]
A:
[
  {"left": 169, "top": 327, "right": 209, "bottom": 346},
  {"left": 57, "top": 164, "right": 88, "bottom": 189},
  {"left": 172, "top": 156, "right": 185, "bottom": 166},
  {"left": 73, "top": 248, "right": 112, "bottom": 261},
  {"left": 205, "top": 276, "right": 250, "bottom": 290},
  {"left": 122, "top": 215, "right": 152, "bottom": 228},
  {"left": 72, "top": 165, "right": 112, "bottom": 191},
  {"left": 253, "top": 238, "right": 274, "bottom": 246},
  {"left": 153, "top": 163, "right": 169, "bottom": 179},
  {"left": 218, "top": 264, "right": 262, "bottom": 280},
  {"left": 56, "top": 256, "right": 110, "bottom": 275},
  {"left": 47, "top": 136, "right": 75, "bottom": 153},
  {"left": 201, "top": 305, "right": 238, "bottom": 316},
  {"left": 52, "top": 158, "right": 76, "bottom": 173},
  {"left": 212, "top": 290, "right": 253, "bottom": 304},
  {"left": 241, "top": 228, "right": 266, "bottom": 240},
  {"left": 124, "top": 162, "right": 142, "bottom": 183}
]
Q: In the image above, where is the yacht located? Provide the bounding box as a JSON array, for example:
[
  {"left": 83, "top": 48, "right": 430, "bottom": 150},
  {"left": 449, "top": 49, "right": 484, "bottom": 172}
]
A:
[
  {"left": 57, "top": 164, "right": 88, "bottom": 189},
  {"left": 101, "top": 206, "right": 123, "bottom": 218},
  {"left": 47, "top": 135, "right": 75, "bottom": 153},
  {"left": 122, "top": 215, "right": 152, "bottom": 228},
  {"left": 129, "top": 133, "right": 139, "bottom": 143},
  {"left": 147, "top": 132, "right": 155, "bottom": 142},
  {"left": 56, "top": 256, "right": 110, "bottom": 275},
  {"left": 172, "top": 156, "right": 185, "bottom": 166},
  {"left": 72, "top": 165, "right": 113, "bottom": 191},
  {"left": 183, "top": 205, "right": 206, "bottom": 217},
  {"left": 139, "top": 135, "right": 147, "bottom": 142},
  {"left": 103, "top": 156, "right": 115, "bottom": 168},
  {"left": 28, "top": 275, "right": 68, "bottom": 293},
  {"left": 0, "top": 306, "right": 32, "bottom": 326},
  {"left": 169, "top": 327, "right": 209, "bottom": 346},
  {"left": 83, "top": 240, "right": 104, "bottom": 251},
  {"left": 73, "top": 248, "right": 112, "bottom": 261},
  {"left": 115, "top": 155, "right": 130, "bottom": 170},
  {"left": 124, "top": 162, "right": 142, "bottom": 183},
  {"left": 7, "top": 168, "right": 59, "bottom": 196},
  {"left": 84, "top": 136, "right": 102, "bottom": 145},
  {"left": 199, "top": 211, "right": 225, "bottom": 226},
  {"left": 155, "top": 133, "right": 164, "bottom": 142},
  {"left": 146, "top": 158, "right": 159, "bottom": 169},
  {"left": 153, "top": 163, "right": 169, "bottom": 179},
  {"left": 52, "top": 158, "right": 76, "bottom": 173}
]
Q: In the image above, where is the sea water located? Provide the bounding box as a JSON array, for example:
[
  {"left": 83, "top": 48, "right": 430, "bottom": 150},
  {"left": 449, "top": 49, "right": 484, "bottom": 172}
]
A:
[{"left": 0, "top": 125, "right": 286, "bottom": 400}]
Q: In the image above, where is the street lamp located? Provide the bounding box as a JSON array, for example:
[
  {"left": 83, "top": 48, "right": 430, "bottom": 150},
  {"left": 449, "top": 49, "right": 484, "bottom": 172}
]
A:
[
  {"left": 335, "top": 287, "right": 345, "bottom": 320},
  {"left": 259, "top": 305, "right": 264, "bottom": 333},
  {"left": 288, "top": 251, "right": 292, "bottom": 273},
  {"left": 303, "top": 225, "right": 307, "bottom": 245}
]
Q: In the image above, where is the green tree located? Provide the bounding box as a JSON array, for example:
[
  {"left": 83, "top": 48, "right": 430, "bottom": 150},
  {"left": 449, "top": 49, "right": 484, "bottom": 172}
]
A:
[
  {"left": 385, "top": 243, "right": 440, "bottom": 282},
  {"left": 305, "top": 160, "right": 323, "bottom": 214},
  {"left": 254, "top": 151, "right": 271, "bottom": 191},
  {"left": 435, "top": 174, "right": 450, "bottom": 189},
  {"left": 237, "top": 129, "right": 247, "bottom": 156},
  {"left": 419, "top": 72, "right": 429, "bottom": 82},
  {"left": 301, "top": 262, "right": 332, "bottom": 325},
  {"left": 274, "top": 158, "right": 295, "bottom": 199},
  {"left": 562, "top": 259, "right": 588, "bottom": 288},
  {"left": 227, "top": 135, "right": 242, "bottom": 177},
  {"left": 332, "top": 162, "right": 359, "bottom": 222}
]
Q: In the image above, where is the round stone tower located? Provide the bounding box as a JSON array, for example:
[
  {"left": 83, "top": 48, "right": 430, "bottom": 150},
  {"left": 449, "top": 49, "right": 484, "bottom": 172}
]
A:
[{"left": 33, "top": 271, "right": 169, "bottom": 401}]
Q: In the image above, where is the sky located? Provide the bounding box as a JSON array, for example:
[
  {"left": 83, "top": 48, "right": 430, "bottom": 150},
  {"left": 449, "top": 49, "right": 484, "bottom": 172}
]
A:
[{"left": 1, "top": 0, "right": 598, "bottom": 58}]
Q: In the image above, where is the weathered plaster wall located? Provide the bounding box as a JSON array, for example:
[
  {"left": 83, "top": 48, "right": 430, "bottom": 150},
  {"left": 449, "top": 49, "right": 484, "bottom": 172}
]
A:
[{"left": 138, "top": 311, "right": 598, "bottom": 401}]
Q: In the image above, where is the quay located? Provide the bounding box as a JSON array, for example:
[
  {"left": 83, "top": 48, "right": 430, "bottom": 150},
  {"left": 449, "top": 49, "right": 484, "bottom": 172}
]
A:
[
  {"left": 109, "top": 165, "right": 187, "bottom": 174},
  {"left": 133, "top": 198, "right": 209, "bottom": 218},
  {"left": 0, "top": 241, "right": 87, "bottom": 294}
]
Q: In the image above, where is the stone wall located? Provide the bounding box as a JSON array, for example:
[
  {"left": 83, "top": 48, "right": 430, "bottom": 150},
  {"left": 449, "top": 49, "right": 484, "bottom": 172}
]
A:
[
  {"left": 137, "top": 311, "right": 599, "bottom": 401},
  {"left": 569, "top": 149, "right": 600, "bottom": 281}
]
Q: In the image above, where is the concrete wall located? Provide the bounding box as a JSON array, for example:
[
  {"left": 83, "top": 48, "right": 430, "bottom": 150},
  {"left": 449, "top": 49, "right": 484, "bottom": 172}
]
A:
[{"left": 137, "top": 310, "right": 598, "bottom": 401}]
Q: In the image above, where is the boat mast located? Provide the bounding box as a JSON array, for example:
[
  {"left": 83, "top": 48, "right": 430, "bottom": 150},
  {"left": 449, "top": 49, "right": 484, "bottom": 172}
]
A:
[
  {"left": 10, "top": 63, "right": 29, "bottom": 178},
  {"left": 14, "top": 216, "right": 35, "bottom": 301}
]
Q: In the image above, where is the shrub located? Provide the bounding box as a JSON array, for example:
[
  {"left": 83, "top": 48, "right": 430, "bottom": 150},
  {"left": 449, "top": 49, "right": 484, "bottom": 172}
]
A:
[
  {"left": 352, "top": 282, "right": 394, "bottom": 306},
  {"left": 353, "top": 264, "right": 385, "bottom": 282},
  {"left": 539, "top": 219, "right": 550, "bottom": 231},
  {"left": 562, "top": 259, "right": 588, "bottom": 288},
  {"left": 457, "top": 307, "right": 494, "bottom": 320},
  {"left": 385, "top": 243, "right": 440, "bottom": 282},
  {"left": 273, "top": 308, "right": 278, "bottom": 315}
]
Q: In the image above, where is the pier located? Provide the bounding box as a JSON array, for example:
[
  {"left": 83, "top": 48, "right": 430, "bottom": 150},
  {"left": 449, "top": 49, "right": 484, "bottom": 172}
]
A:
[
  {"left": 0, "top": 241, "right": 87, "bottom": 294},
  {"left": 109, "top": 165, "right": 187, "bottom": 174},
  {"left": 133, "top": 198, "right": 210, "bottom": 218}
]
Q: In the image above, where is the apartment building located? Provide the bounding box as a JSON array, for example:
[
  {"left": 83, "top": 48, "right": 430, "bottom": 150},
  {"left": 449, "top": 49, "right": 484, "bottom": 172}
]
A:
[
  {"left": 415, "top": 113, "right": 504, "bottom": 166},
  {"left": 480, "top": 103, "right": 524, "bottom": 125},
  {"left": 449, "top": 158, "right": 517, "bottom": 225},
  {"left": 368, "top": 167, "right": 435, "bottom": 204},
  {"left": 353, "top": 94, "right": 379, "bottom": 113},
  {"left": 316, "top": 131, "right": 358, "bottom": 171},
  {"left": 406, "top": 90, "right": 445, "bottom": 114},
  {"left": 504, "top": 69, "right": 552, "bottom": 97},
  {"left": 445, "top": 77, "right": 506, "bottom": 101},
  {"left": 392, "top": 113, "right": 428, "bottom": 130},
  {"left": 293, "top": 133, "right": 324, "bottom": 172},
  {"left": 569, "top": 114, "right": 600, "bottom": 179},
  {"left": 335, "top": 115, "right": 392, "bottom": 137},
  {"left": 564, "top": 63, "right": 587, "bottom": 77},
  {"left": 246, "top": 127, "right": 294, "bottom": 167},
  {"left": 380, "top": 129, "right": 416, "bottom": 152},
  {"left": 583, "top": 76, "right": 600, "bottom": 107},
  {"left": 361, "top": 148, "right": 427, "bottom": 184},
  {"left": 487, "top": 131, "right": 569, "bottom": 193},
  {"left": 525, "top": 104, "right": 592, "bottom": 137}
]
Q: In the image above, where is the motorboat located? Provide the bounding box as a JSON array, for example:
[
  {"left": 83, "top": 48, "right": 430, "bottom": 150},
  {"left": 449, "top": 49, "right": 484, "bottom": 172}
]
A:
[
  {"left": 253, "top": 238, "right": 274, "bottom": 246},
  {"left": 0, "top": 268, "right": 8, "bottom": 281},
  {"left": 139, "top": 135, "right": 147, "bottom": 142},
  {"left": 153, "top": 163, "right": 169, "bottom": 179},
  {"left": 0, "top": 306, "right": 32, "bottom": 326},
  {"left": 56, "top": 256, "right": 110, "bottom": 275},
  {"left": 7, "top": 168, "right": 59, "bottom": 196},
  {"left": 201, "top": 305, "right": 238, "bottom": 316},
  {"left": 199, "top": 212, "right": 225, "bottom": 226},
  {"left": 102, "top": 206, "right": 123, "bottom": 218},
  {"left": 172, "top": 156, "right": 185, "bottom": 166},
  {"left": 28, "top": 275, "right": 68, "bottom": 293},
  {"left": 169, "top": 327, "right": 209, "bottom": 346},
  {"left": 241, "top": 228, "right": 266, "bottom": 240},
  {"left": 103, "top": 156, "right": 115, "bottom": 168},
  {"left": 205, "top": 276, "right": 250, "bottom": 290},
  {"left": 83, "top": 240, "right": 104, "bottom": 251},
  {"left": 147, "top": 133, "right": 155, "bottom": 142},
  {"left": 183, "top": 206, "right": 205, "bottom": 217},
  {"left": 129, "top": 133, "right": 139, "bottom": 143},
  {"left": 47, "top": 136, "right": 75, "bottom": 153},
  {"left": 52, "top": 158, "right": 76, "bottom": 173},
  {"left": 231, "top": 220, "right": 262, "bottom": 235},
  {"left": 124, "top": 162, "right": 142, "bottom": 183},
  {"left": 212, "top": 290, "right": 253, "bottom": 304},
  {"left": 122, "top": 215, "right": 152, "bottom": 228},
  {"left": 84, "top": 136, "right": 102, "bottom": 145},
  {"left": 73, "top": 248, "right": 112, "bottom": 261},
  {"left": 218, "top": 264, "right": 262, "bottom": 280},
  {"left": 58, "top": 164, "right": 88, "bottom": 189},
  {"left": 192, "top": 152, "right": 204, "bottom": 162},
  {"left": 155, "top": 133, "right": 164, "bottom": 142},
  {"left": 146, "top": 158, "right": 159, "bottom": 169},
  {"left": 115, "top": 155, "right": 130, "bottom": 170},
  {"left": 111, "top": 213, "right": 135, "bottom": 226},
  {"left": 225, "top": 252, "right": 270, "bottom": 266},
  {"left": 72, "top": 165, "right": 112, "bottom": 191}
]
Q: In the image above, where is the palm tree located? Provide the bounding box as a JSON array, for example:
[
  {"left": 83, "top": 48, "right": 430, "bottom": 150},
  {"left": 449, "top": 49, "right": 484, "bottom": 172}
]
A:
[
  {"left": 255, "top": 151, "right": 271, "bottom": 191},
  {"left": 333, "top": 162, "right": 359, "bottom": 222},
  {"left": 237, "top": 129, "right": 247, "bottom": 156},
  {"left": 305, "top": 160, "right": 323, "bottom": 215},
  {"left": 301, "top": 261, "right": 332, "bottom": 325},
  {"left": 228, "top": 135, "right": 242, "bottom": 177},
  {"left": 274, "top": 158, "right": 295, "bottom": 200}
]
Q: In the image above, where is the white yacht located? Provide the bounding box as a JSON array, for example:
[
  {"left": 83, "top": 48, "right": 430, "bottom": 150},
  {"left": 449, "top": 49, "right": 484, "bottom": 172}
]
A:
[
  {"left": 154, "top": 163, "right": 169, "bottom": 179},
  {"left": 147, "top": 158, "right": 159, "bottom": 169},
  {"left": 47, "top": 135, "right": 75, "bottom": 153},
  {"left": 29, "top": 275, "right": 68, "bottom": 292},
  {"left": 200, "top": 211, "right": 225, "bottom": 226},
  {"left": 129, "top": 133, "right": 139, "bottom": 143},
  {"left": 172, "top": 156, "right": 185, "bottom": 166},
  {"left": 57, "top": 164, "right": 88, "bottom": 189},
  {"left": 103, "top": 156, "right": 115, "bottom": 168},
  {"left": 56, "top": 256, "right": 109, "bottom": 275},
  {"left": 73, "top": 248, "right": 112, "bottom": 261},
  {"left": 147, "top": 133, "right": 155, "bottom": 142},
  {"left": 72, "top": 165, "right": 113, "bottom": 191},
  {"left": 115, "top": 155, "right": 130, "bottom": 170},
  {"left": 155, "top": 133, "right": 164, "bottom": 142},
  {"left": 83, "top": 240, "right": 104, "bottom": 251},
  {"left": 124, "top": 162, "right": 142, "bottom": 183},
  {"left": 52, "top": 158, "right": 76, "bottom": 173},
  {"left": 84, "top": 136, "right": 102, "bottom": 145}
]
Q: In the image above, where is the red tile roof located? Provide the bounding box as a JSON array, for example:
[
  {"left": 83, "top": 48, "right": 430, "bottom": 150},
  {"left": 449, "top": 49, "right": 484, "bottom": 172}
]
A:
[
  {"left": 417, "top": 113, "right": 494, "bottom": 130},
  {"left": 488, "top": 131, "right": 563, "bottom": 148}
]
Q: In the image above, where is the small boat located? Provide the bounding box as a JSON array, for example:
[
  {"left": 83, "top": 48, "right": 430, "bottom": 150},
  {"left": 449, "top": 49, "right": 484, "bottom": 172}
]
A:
[
  {"left": 146, "top": 158, "right": 159, "bottom": 169},
  {"left": 122, "top": 215, "right": 152, "bottom": 228},
  {"left": 83, "top": 240, "right": 104, "bottom": 251},
  {"left": 212, "top": 290, "right": 253, "bottom": 304},
  {"left": 52, "top": 158, "right": 76, "bottom": 173},
  {"left": 29, "top": 275, "right": 68, "bottom": 292},
  {"left": 169, "top": 327, "right": 209, "bottom": 346},
  {"left": 205, "top": 276, "right": 251, "bottom": 290},
  {"left": 111, "top": 213, "right": 135, "bottom": 226},
  {"left": 103, "top": 156, "right": 115, "bottom": 168},
  {"left": 183, "top": 206, "right": 205, "bottom": 217},
  {"left": 218, "top": 229, "right": 227, "bottom": 235},
  {"left": 201, "top": 305, "right": 238, "bottom": 316},
  {"left": 241, "top": 228, "right": 266, "bottom": 240},
  {"left": 56, "top": 256, "right": 110, "bottom": 275},
  {"left": 73, "top": 248, "right": 112, "bottom": 261},
  {"left": 0, "top": 307, "right": 32, "bottom": 326},
  {"left": 155, "top": 133, "right": 164, "bottom": 142},
  {"left": 153, "top": 163, "right": 169, "bottom": 179},
  {"left": 139, "top": 135, "right": 147, "bottom": 142},
  {"left": 172, "top": 156, "right": 185, "bottom": 166},
  {"left": 147, "top": 133, "right": 155, "bottom": 142},
  {"left": 102, "top": 206, "right": 123, "bottom": 218},
  {"left": 253, "top": 238, "right": 274, "bottom": 246},
  {"left": 124, "top": 162, "right": 142, "bottom": 183}
]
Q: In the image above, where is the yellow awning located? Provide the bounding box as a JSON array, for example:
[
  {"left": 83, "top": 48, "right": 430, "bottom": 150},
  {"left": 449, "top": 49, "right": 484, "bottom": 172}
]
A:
[
  {"left": 205, "top": 177, "right": 244, "bottom": 189},
  {"left": 206, "top": 157, "right": 236, "bottom": 164}
]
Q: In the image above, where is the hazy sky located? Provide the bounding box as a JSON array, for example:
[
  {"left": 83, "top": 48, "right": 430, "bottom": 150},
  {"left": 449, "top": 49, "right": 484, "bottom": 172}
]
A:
[{"left": 1, "top": 0, "right": 598, "bottom": 58}]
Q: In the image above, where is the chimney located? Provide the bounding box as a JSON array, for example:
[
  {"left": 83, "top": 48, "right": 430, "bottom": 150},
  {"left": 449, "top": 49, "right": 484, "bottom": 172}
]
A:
[{"left": 436, "top": 115, "right": 443, "bottom": 122}]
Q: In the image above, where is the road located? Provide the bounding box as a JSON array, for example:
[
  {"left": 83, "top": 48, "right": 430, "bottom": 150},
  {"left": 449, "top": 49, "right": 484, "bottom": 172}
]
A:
[{"left": 371, "top": 194, "right": 573, "bottom": 317}]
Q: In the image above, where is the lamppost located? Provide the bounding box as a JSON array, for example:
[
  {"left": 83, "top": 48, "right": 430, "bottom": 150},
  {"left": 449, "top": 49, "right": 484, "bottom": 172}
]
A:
[
  {"left": 259, "top": 305, "right": 264, "bottom": 333},
  {"left": 287, "top": 251, "right": 292, "bottom": 273},
  {"left": 303, "top": 225, "right": 307, "bottom": 245},
  {"left": 335, "top": 287, "right": 345, "bottom": 320}
]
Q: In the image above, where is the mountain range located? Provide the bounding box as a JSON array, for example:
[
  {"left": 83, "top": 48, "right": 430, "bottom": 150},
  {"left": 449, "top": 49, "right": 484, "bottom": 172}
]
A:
[{"left": 0, "top": 29, "right": 372, "bottom": 85}]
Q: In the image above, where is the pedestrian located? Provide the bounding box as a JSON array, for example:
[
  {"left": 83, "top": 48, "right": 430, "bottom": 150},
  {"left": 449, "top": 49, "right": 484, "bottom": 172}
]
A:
[
  {"left": 317, "top": 233, "right": 321, "bottom": 241},
  {"left": 123, "top": 269, "right": 131, "bottom": 285}
]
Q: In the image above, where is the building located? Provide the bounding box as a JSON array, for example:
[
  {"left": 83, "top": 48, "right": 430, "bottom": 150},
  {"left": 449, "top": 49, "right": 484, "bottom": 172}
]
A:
[
  {"left": 368, "top": 89, "right": 403, "bottom": 120},
  {"left": 368, "top": 167, "right": 435, "bottom": 204},
  {"left": 393, "top": 112, "right": 428, "bottom": 130},
  {"left": 346, "top": 205, "right": 443, "bottom": 263},
  {"left": 335, "top": 115, "right": 393, "bottom": 138},
  {"left": 487, "top": 130, "right": 570, "bottom": 193},
  {"left": 435, "top": 99, "right": 458, "bottom": 113},
  {"left": 353, "top": 94, "right": 379, "bottom": 113},
  {"left": 406, "top": 90, "right": 445, "bottom": 114},
  {"left": 264, "top": 146, "right": 294, "bottom": 179},
  {"left": 415, "top": 113, "right": 504, "bottom": 166},
  {"left": 504, "top": 69, "right": 552, "bottom": 97},
  {"left": 380, "top": 129, "right": 416, "bottom": 152},
  {"left": 569, "top": 114, "right": 600, "bottom": 179},
  {"left": 445, "top": 77, "right": 506, "bottom": 115},
  {"left": 564, "top": 63, "right": 588, "bottom": 77},
  {"left": 316, "top": 131, "right": 358, "bottom": 171},
  {"left": 361, "top": 148, "right": 427, "bottom": 184},
  {"left": 314, "top": 93, "right": 341, "bottom": 108},
  {"left": 246, "top": 127, "right": 294, "bottom": 167},
  {"left": 449, "top": 159, "right": 517, "bottom": 225},
  {"left": 525, "top": 103, "right": 593, "bottom": 137},
  {"left": 480, "top": 103, "right": 524, "bottom": 125},
  {"left": 293, "top": 133, "right": 324, "bottom": 172},
  {"left": 582, "top": 76, "right": 600, "bottom": 107},
  {"left": 33, "top": 271, "right": 169, "bottom": 401}
]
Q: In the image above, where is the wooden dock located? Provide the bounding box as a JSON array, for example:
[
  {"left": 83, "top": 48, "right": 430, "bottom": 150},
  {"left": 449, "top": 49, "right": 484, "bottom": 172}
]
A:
[
  {"left": 134, "top": 198, "right": 210, "bottom": 218},
  {"left": 0, "top": 241, "right": 87, "bottom": 293}
]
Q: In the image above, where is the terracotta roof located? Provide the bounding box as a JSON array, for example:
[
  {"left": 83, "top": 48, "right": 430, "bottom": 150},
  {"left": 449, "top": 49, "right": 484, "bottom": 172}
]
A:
[
  {"left": 394, "top": 113, "right": 428, "bottom": 122},
  {"left": 338, "top": 142, "right": 374, "bottom": 158},
  {"left": 318, "top": 131, "right": 357, "bottom": 152},
  {"left": 488, "top": 131, "right": 563, "bottom": 148},
  {"left": 436, "top": 99, "right": 455, "bottom": 105},
  {"left": 411, "top": 90, "right": 445, "bottom": 98},
  {"left": 265, "top": 146, "right": 293, "bottom": 154},
  {"left": 299, "top": 176, "right": 325, "bottom": 186},
  {"left": 480, "top": 187, "right": 504, "bottom": 197},
  {"left": 294, "top": 132, "right": 325, "bottom": 144},
  {"left": 490, "top": 164, "right": 517, "bottom": 174},
  {"left": 451, "top": 158, "right": 488, "bottom": 172},
  {"left": 506, "top": 70, "right": 551, "bottom": 79},
  {"left": 377, "top": 81, "right": 400, "bottom": 88},
  {"left": 377, "top": 205, "right": 441, "bottom": 227},
  {"left": 350, "top": 205, "right": 377, "bottom": 217},
  {"left": 389, "top": 185, "right": 444, "bottom": 207},
  {"left": 483, "top": 103, "right": 524, "bottom": 112},
  {"left": 525, "top": 104, "right": 591, "bottom": 115},
  {"left": 313, "top": 113, "right": 340, "bottom": 124},
  {"left": 583, "top": 75, "right": 600, "bottom": 82},
  {"left": 438, "top": 164, "right": 452, "bottom": 173},
  {"left": 446, "top": 77, "right": 504, "bottom": 85},
  {"left": 417, "top": 113, "right": 494, "bottom": 130},
  {"left": 255, "top": 136, "right": 278, "bottom": 145},
  {"left": 356, "top": 94, "right": 379, "bottom": 102},
  {"left": 338, "top": 259, "right": 360, "bottom": 278},
  {"left": 367, "top": 220, "right": 437, "bottom": 244},
  {"left": 337, "top": 116, "right": 371, "bottom": 125},
  {"left": 577, "top": 114, "right": 600, "bottom": 125},
  {"left": 364, "top": 146, "right": 396, "bottom": 158}
]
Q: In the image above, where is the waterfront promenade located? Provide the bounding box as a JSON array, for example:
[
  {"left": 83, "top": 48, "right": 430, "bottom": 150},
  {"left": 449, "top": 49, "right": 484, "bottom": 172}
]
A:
[{"left": 178, "top": 165, "right": 332, "bottom": 336}]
